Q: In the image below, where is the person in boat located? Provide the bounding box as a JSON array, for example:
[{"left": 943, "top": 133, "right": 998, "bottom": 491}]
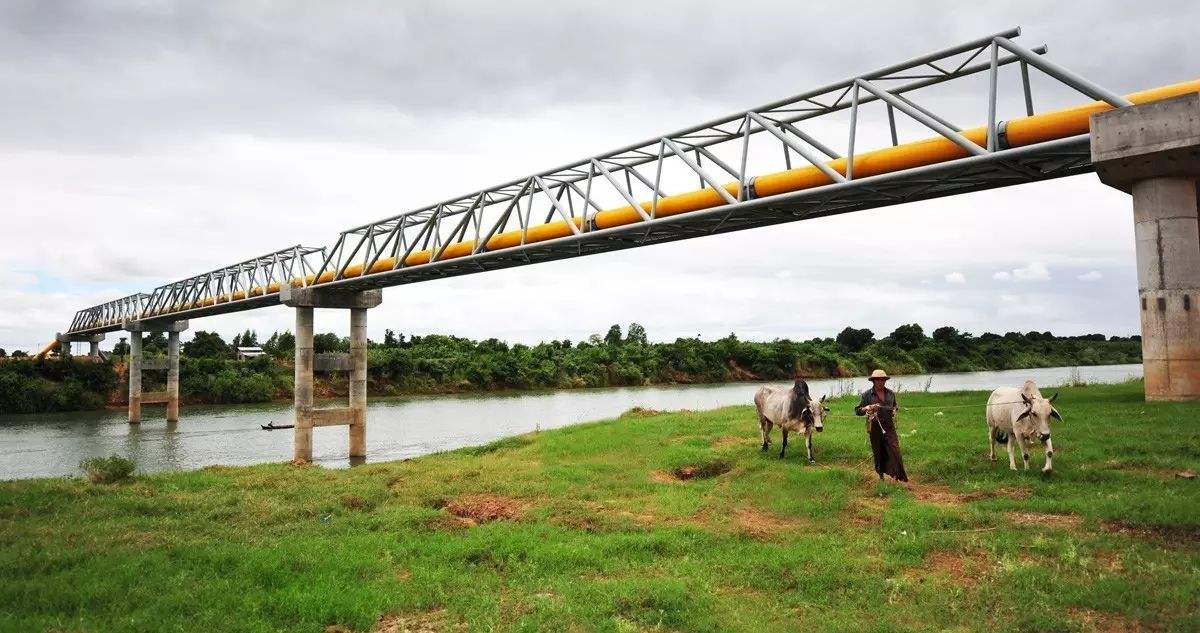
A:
[{"left": 854, "top": 369, "right": 908, "bottom": 482}]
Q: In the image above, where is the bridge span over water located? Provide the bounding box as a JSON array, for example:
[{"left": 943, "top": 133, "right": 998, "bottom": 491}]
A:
[{"left": 42, "top": 29, "right": 1200, "bottom": 461}]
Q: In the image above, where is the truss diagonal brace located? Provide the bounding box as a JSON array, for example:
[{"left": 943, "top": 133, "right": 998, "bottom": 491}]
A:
[{"left": 855, "top": 79, "right": 986, "bottom": 156}]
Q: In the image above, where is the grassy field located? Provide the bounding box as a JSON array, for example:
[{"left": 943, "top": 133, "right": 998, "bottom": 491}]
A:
[{"left": 1, "top": 380, "right": 1198, "bottom": 632}]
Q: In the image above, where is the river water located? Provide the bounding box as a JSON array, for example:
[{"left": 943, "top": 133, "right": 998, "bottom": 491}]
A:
[{"left": 0, "top": 364, "right": 1141, "bottom": 480}]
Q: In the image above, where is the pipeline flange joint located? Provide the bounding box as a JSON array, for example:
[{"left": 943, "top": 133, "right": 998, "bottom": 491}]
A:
[{"left": 996, "top": 120, "right": 1011, "bottom": 150}]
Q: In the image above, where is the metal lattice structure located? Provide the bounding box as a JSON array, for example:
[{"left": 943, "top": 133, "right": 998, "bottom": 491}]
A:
[
  {"left": 63, "top": 27, "right": 1154, "bottom": 337},
  {"left": 69, "top": 293, "right": 149, "bottom": 333}
]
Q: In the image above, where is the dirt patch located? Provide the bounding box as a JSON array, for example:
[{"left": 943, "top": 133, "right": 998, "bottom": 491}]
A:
[
  {"left": 1007, "top": 511, "right": 1083, "bottom": 530},
  {"left": 374, "top": 608, "right": 450, "bottom": 633},
  {"left": 1101, "top": 520, "right": 1200, "bottom": 543},
  {"left": 341, "top": 494, "right": 366, "bottom": 510},
  {"left": 444, "top": 494, "right": 522, "bottom": 525},
  {"left": 906, "top": 549, "right": 990, "bottom": 586},
  {"left": 732, "top": 508, "right": 810, "bottom": 539},
  {"left": 1068, "top": 607, "right": 1145, "bottom": 633},
  {"left": 649, "top": 469, "right": 683, "bottom": 484},
  {"left": 908, "top": 482, "right": 1032, "bottom": 507}
]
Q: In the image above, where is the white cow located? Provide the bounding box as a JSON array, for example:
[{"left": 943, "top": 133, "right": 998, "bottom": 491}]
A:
[
  {"left": 986, "top": 380, "right": 1061, "bottom": 473},
  {"left": 754, "top": 379, "right": 827, "bottom": 463}
]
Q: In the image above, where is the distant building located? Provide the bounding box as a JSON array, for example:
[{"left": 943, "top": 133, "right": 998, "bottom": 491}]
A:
[{"left": 236, "top": 346, "right": 265, "bottom": 360}]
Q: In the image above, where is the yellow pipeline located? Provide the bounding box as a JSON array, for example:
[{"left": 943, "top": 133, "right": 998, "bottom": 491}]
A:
[
  {"left": 311, "top": 79, "right": 1200, "bottom": 276},
  {"left": 40, "top": 78, "right": 1200, "bottom": 352}
]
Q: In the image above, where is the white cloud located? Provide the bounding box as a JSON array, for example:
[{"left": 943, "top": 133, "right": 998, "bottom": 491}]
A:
[
  {"left": 1012, "top": 262, "right": 1052, "bottom": 282},
  {"left": 944, "top": 272, "right": 966, "bottom": 284},
  {"left": 1078, "top": 270, "right": 1104, "bottom": 282},
  {"left": 992, "top": 271, "right": 1011, "bottom": 281}
]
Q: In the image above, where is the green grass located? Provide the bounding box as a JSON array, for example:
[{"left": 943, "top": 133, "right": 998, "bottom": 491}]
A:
[{"left": 1, "top": 381, "right": 1197, "bottom": 632}]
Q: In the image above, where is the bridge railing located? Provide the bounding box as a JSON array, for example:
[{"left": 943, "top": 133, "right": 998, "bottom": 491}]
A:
[
  {"left": 68, "top": 293, "right": 150, "bottom": 333},
  {"left": 139, "top": 245, "right": 327, "bottom": 319}
]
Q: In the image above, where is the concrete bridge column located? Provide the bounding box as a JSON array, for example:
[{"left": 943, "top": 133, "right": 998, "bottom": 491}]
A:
[
  {"left": 88, "top": 340, "right": 100, "bottom": 359},
  {"left": 128, "top": 331, "right": 142, "bottom": 424},
  {"left": 293, "top": 306, "right": 315, "bottom": 462},
  {"left": 125, "top": 320, "right": 189, "bottom": 423},
  {"left": 166, "top": 330, "right": 181, "bottom": 422},
  {"left": 281, "top": 285, "right": 382, "bottom": 463},
  {"left": 349, "top": 307, "right": 368, "bottom": 458},
  {"left": 1092, "top": 93, "right": 1200, "bottom": 401}
]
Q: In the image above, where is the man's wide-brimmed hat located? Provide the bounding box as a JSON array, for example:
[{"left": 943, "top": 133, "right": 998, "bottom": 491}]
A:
[{"left": 869, "top": 369, "right": 889, "bottom": 381}]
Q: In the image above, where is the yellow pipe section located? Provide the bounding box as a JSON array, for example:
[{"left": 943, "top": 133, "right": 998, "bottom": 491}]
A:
[{"left": 46, "top": 77, "right": 1200, "bottom": 343}]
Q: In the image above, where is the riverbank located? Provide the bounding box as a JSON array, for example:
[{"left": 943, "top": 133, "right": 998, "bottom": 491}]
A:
[
  {"left": 0, "top": 325, "right": 1142, "bottom": 414},
  {"left": 2, "top": 381, "right": 1197, "bottom": 631}
]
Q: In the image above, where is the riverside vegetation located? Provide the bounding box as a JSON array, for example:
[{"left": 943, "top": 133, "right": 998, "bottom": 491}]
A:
[
  {"left": 0, "top": 381, "right": 1196, "bottom": 631},
  {"left": 0, "top": 323, "right": 1141, "bottom": 414}
]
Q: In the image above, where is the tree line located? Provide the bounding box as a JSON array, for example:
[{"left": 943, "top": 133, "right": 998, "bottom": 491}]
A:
[{"left": 0, "top": 323, "right": 1140, "bottom": 414}]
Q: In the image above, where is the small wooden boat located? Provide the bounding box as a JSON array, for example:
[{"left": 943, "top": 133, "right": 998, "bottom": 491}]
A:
[{"left": 261, "top": 421, "right": 295, "bottom": 431}]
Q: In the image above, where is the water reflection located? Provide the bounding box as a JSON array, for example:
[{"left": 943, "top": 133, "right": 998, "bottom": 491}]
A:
[{"left": 0, "top": 364, "right": 1141, "bottom": 480}]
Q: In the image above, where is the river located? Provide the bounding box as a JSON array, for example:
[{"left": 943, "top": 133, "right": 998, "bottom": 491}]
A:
[{"left": 0, "top": 364, "right": 1141, "bottom": 480}]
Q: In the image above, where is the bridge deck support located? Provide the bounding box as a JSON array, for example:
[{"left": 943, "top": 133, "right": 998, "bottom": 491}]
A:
[
  {"left": 1092, "top": 93, "right": 1200, "bottom": 401},
  {"left": 282, "top": 286, "right": 382, "bottom": 463},
  {"left": 125, "top": 321, "right": 188, "bottom": 423},
  {"left": 55, "top": 332, "right": 104, "bottom": 360}
]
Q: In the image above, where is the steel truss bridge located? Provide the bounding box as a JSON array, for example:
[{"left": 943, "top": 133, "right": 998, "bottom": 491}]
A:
[{"left": 48, "top": 28, "right": 1199, "bottom": 351}]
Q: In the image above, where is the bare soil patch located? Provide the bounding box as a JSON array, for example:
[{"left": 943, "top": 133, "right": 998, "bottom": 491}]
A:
[
  {"left": 1007, "top": 511, "right": 1082, "bottom": 530},
  {"left": 620, "top": 407, "right": 662, "bottom": 418},
  {"left": 732, "top": 507, "right": 810, "bottom": 539},
  {"left": 374, "top": 608, "right": 451, "bottom": 633},
  {"left": 1101, "top": 520, "right": 1200, "bottom": 543},
  {"left": 649, "top": 460, "right": 732, "bottom": 483},
  {"left": 906, "top": 549, "right": 990, "bottom": 586},
  {"left": 907, "top": 482, "right": 1031, "bottom": 507},
  {"left": 444, "top": 494, "right": 523, "bottom": 525},
  {"left": 1068, "top": 607, "right": 1145, "bottom": 633}
]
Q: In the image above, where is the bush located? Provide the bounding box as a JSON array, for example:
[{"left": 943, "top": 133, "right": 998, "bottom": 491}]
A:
[{"left": 80, "top": 455, "right": 135, "bottom": 484}]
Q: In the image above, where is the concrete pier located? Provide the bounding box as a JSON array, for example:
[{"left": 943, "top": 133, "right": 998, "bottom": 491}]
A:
[
  {"left": 349, "top": 307, "right": 368, "bottom": 458},
  {"left": 1092, "top": 93, "right": 1200, "bottom": 400},
  {"left": 55, "top": 332, "right": 104, "bottom": 360},
  {"left": 128, "top": 331, "right": 142, "bottom": 424},
  {"left": 281, "top": 285, "right": 382, "bottom": 463},
  {"left": 294, "top": 306, "right": 315, "bottom": 462},
  {"left": 166, "top": 330, "right": 181, "bottom": 422},
  {"left": 125, "top": 320, "right": 189, "bottom": 423}
]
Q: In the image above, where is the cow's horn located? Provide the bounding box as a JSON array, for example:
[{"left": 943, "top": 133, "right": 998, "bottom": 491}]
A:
[{"left": 1049, "top": 392, "right": 1059, "bottom": 403}]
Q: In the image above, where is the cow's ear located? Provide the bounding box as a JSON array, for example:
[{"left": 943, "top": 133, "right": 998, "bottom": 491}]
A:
[
  {"left": 1016, "top": 408, "right": 1032, "bottom": 421},
  {"left": 1022, "top": 393, "right": 1032, "bottom": 405},
  {"left": 823, "top": 406, "right": 831, "bottom": 413},
  {"left": 1049, "top": 392, "right": 1059, "bottom": 403},
  {"left": 801, "top": 408, "right": 814, "bottom": 422},
  {"left": 1050, "top": 408, "right": 1063, "bottom": 421}
]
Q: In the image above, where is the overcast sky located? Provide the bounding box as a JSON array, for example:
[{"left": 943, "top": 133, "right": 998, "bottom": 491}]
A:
[{"left": 3, "top": 1, "right": 1198, "bottom": 352}]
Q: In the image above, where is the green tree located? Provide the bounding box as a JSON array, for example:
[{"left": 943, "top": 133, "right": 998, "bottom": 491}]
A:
[
  {"left": 889, "top": 323, "right": 925, "bottom": 350},
  {"left": 0, "top": 348, "right": 6, "bottom": 358},
  {"left": 10, "top": 350, "right": 26, "bottom": 358},
  {"left": 112, "top": 339, "right": 129, "bottom": 356},
  {"left": 142, "top": 332, "right": 167, "bottom": 355},
  {"left": 836, "top": 327, "right": 874, "bottom": 353},
  {"left": 625, "top": 323, "right": 648, "bottom": 346},
  {"left": 604, "top": 324, "right": 623, "bottom": 347},
  {"left": 184, "top": 331, "right": 230, "bottom": 359}
]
